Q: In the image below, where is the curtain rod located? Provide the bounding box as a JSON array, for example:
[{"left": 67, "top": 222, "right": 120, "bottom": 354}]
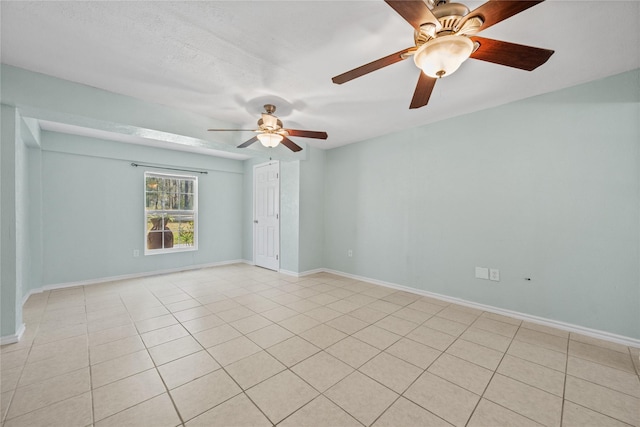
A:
[{"left": 130, "top": 162, "right": 208, "bottom": 175}]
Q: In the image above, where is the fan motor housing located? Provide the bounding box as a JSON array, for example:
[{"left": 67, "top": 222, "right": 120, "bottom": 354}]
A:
[
  {"left": 414, "top": 2, "right": 481, "bottom": 45},
  {"left": 257, "top": 117, "right": 283, "bottom": 130}
]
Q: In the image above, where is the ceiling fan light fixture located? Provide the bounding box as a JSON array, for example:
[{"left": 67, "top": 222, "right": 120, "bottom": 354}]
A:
[
  {"left": 257, "top": 132, "right": 283, "bottom": 148},
  {"left": 413, "top": 35, "right": 474, "bottom": 78},
  {"left": 261, "top": 113, "right": 279, "bottom": 130}
]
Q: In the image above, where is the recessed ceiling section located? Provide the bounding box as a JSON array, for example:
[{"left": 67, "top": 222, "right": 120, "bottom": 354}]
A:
[{"left": 38, "top": 120, "right": 250, "bottom": 161}]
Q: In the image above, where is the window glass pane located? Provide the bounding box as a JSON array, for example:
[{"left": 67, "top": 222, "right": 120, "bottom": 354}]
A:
[
  {"left": 174, "top": 214, "right": 195, "bottom": 247},
  {"left": 186, "top": 179, "right": 195, "bottom": 195},
  {"left": 145, "top": 173, "right": 196, "bottom": 253},
  {"left": 146, "top": 177, "right": 160, "bottom": 192},
  {"left": 146, "top": 177, "right": 159, "bottom": 209},
  {"left": 159, "top": 191, "right": 169, "bottom": 210},
  {"left": 180, "top": 193, "right": 193, "bottom": 210},
  {"left": 147, "top": 214, "right": 174, "bottom": 249},
  {"left": 146, "top": 216, "right": 155, "bottom": 232},
  {"left": 172, "top": 179, "right": 180, "bottom": 210}
]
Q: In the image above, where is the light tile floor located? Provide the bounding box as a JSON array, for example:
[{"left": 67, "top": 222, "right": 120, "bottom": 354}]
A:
[{"left": 1, "top": 264, "right": 639, "bottom": 426}]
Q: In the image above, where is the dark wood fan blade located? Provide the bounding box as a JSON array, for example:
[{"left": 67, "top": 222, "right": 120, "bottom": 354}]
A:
[
  {"left": 470, "top": 36, "right": 554, "bottom": 71},
  {"left": 237, "top": 136, "right": 258, "bottom": 148},
  {"left": 409, "top": 71, "right": 437, "bottom": 109},
  {"left": 384, "top": 0, "right": 441, "bottom": 29},
  {"left": 461, "top": 0, "right": 544, "bottom": 32},
  {"left": 280, "top": 136, "right": 303, "bottom": 152},
  {"left": 332, "top": 47, "right": 413, "bottom": 84},
  {"left": 284, "top": 129, "right": 328, "bottom": 140},
  {"left": 208, "top": 129, "right": 256, "bottom": 132}
]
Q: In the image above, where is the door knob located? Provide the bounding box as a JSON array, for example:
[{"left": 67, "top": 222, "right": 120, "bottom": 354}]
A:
[{"left": 254, "top": 220, "right": 258, "bottom": 223}]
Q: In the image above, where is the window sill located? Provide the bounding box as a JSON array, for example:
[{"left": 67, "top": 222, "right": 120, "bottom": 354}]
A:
[{"left": 144, "top": 245, "right": 198, "bottom": 256}]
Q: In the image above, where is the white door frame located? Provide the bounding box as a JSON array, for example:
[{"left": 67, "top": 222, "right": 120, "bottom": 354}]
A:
[{"left": 253, "top": 160, "right": 280, "bottom": 270}]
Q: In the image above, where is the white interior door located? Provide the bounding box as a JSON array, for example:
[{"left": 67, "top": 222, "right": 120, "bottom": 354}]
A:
[{"left": 254, "top": 161, "right": 280, "bottom": 271}]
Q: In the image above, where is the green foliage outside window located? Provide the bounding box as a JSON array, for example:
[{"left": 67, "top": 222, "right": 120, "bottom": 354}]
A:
[{"left": 145, "top": 173, "right": 197, "bottom": 252}]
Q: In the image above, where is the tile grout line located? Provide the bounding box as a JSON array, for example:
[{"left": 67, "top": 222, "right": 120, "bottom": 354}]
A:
[
  {"left": 2, "top": 290, "right": 94, "bottom": 424},
  {"left": 4, "top": 266, "right": 638, "bottom": 426},
  {"left": 97, "top": 292, "right": 168, "bottom": 424},
  {"left": 85, "top": 286, "right": 97, "bottom": 427},
  {"left": 198, "top": 279, "right": 406, "bottom": 425},
  {"left": 327, "top": 301, "right": 454, "bottom": 426},
  {"left": 560, "top": 332, "right": 570, "bottom": 427},
  {"left": 561, "top": 371, "right": 640, "bottom": 426},
  {"left": 464, "top": 322, "right": 541, "bottom": 427},
  {"left": 437, "top": 308, "right": 509, "bottom": 427},
  {"left": 143, "top": 277, "right": 278, "bottom": 426},
  {"left": 133, "top": 276, "right": 225, "bottom": 425},
  {"left": 106, "top": 275, "right": 415, "bottom": 425},
  {"left": 139, "top": 282, "right": 202, "bottom": 427},
  {"left": 150, "top": 280, "right": 515, "bottom": 426},
  {"left": 91, "top": 290, "right": 183, "bottom": 426},
  {"left": 198, "top": 269, "right": 622, "bottom": 425}
]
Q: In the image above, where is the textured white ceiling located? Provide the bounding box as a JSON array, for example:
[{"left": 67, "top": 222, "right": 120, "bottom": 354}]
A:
[{"left": 2, "top": 1, "right": 639, "bottom": 150}]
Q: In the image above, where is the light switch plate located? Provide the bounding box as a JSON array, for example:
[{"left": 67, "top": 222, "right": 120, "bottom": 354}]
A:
[
  {"left": 490, "top": 268, "right": 500, "bottom": 281},
  {"left": 475, "top": 267, "right": 489, "bottom": 280}
]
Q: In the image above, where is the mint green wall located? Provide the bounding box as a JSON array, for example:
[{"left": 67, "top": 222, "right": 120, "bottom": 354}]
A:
[
  {"left": 16, "top": 114, "right": 29, "bottom": 303},
  {"left": 27, "top": 148, "right": 43, "bottom": 295},
  {"left": 299, "top": 147, "right": 325, "bottom": 272},
  {"left": 1, "top": 106, "right": 23, "bottom": 337},
  {"left": 0, "top": 108, "right": 4, "bottom": 334},
  {"left": 280, "top": 161, "right": 300, "bottom": 272},
  {"left": 21, "top": 117, "right": 44, "bottom": 296},
  {"left": 242, "top": 158, "right": 313, "bottom": 274},
  {"left": 0, "top": 65, "right": 237, "bottom": 152},
  {"left": 39, "top": 132, "right": 244, "bottom": 286},
  {"left": 324, "top": 70, "right": 640, "bottom": 339}
]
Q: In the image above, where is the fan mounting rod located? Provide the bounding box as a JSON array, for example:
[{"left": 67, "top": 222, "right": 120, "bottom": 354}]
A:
[{"left": 263, "top": 104, "right": 276, "bottom": 114}]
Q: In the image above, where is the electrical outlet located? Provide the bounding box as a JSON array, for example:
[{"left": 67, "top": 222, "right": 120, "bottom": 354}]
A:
[
  {"left": 133, "top": 249, "right": 140, "bottom": 257},
  {"left": 475, "top": 267, "right": 489, "bottom": 280},
  {"left": 489, "top": 268, "right": 500, "bottom": 281},
  {"left": 348, "top": 249, "right": 353, "bottom": 257}
]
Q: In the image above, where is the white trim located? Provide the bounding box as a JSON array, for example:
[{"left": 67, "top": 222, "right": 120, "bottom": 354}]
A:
[
  {"left": 25, "top": 260, "right": 244, "bottom": 295},
  {"left": 282, "top": 268, "right": 325, "bottom": 278},
  {"left": 278, "top": 269, "right": 299, "bottom": 277},
  {"left": 16, "top": 262, "right": 640, "bottom": 348},
  {"left": 0, "top": 323, "right": 25, "bottom": 345},
  {"left": 321, "top": 268, "right": 640, "bottom": 348},
  {"left": 22, "top": 288, "right": 42, "bottom": 305}
]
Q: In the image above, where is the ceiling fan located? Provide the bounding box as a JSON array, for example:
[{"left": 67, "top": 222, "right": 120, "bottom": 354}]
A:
[
  {"left": 332, "top": 0, "right": 554, "bottom": 109},
  {"left": 207, "top": 104, "right": 328, "bottom": 152}
]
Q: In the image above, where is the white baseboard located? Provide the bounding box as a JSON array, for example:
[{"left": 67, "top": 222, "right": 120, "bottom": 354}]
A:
[
  {"left": 322, "top": 268, "right": 640, "bottom": 349},
  {"left": 16, "top": 262, "right": 639, "bottom": 348},
  {"left": 278, "top": 269, "right": 298, "bottom": 277},
  {"left": 25, "top": 259, "right": 246, "bottom": 296},
  {"left": 22, "top": 288, "right": 40, "bottom": 305},
  {"left": 281, "top": 268, "right": 325, "bottom": 278},
  {"left": 0, "top": 323, "right": 25, "bottom": 345}
]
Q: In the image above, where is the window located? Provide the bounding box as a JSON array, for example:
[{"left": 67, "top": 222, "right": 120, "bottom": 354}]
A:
[{"left": 145, "top": 172, "right": 197, "bottom": 254}]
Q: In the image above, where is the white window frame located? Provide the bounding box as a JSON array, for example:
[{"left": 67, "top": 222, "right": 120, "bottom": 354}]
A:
[{"left": 144, "top": 171, "right": 198, "bottom": 255}]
